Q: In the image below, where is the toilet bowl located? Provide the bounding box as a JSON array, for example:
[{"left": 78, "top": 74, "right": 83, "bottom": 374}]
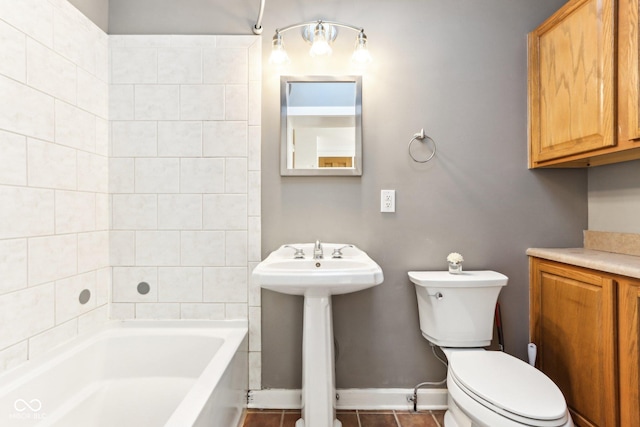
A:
[
  {"left": 408, "top": 270, "right": 574, "bottom": 427},
  {"left": 443, "top": 349, "right": 572, "bottom": 427}
]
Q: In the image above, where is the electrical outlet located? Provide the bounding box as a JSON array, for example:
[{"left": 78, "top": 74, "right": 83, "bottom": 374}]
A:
[{"left": 381, "top": 189, "right": 395, "bottom": 213}]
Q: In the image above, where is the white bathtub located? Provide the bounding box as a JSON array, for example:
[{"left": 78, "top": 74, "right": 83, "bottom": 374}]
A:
[{"left": 0, "top": 320, "right": 248, "bottom": 427}]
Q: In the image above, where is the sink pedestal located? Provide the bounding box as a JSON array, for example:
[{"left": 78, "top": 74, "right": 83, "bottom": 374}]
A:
[{"left": 295, "top": 294, "right": 342, "bottom": 427}]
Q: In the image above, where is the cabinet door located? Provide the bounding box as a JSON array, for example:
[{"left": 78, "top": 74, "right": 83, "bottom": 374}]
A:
[
  {"left": 620, "top": 0, "right": 640, "bottom": 143},
  {"left": 528, "top": 0, "right": 615, "bottom": 167},
  {"left": 530, "top": 259, "right": 617, "bottom": 427},
  {"left": 618, "top": 279, "right": 640, "bottom": 427}
]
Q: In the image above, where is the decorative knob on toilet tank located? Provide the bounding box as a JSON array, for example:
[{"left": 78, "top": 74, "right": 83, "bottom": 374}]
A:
[{"left": 446, "top": 252, "right": 464, "bottom": 274}]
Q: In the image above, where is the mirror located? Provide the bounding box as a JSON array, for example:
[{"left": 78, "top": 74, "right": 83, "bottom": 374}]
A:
[{"left": 281, "top": 76, "right": 362, "bottom": 176}]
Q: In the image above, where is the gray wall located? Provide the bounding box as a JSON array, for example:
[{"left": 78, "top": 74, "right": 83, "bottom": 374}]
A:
[
  {"left": 106, "top": 0, "right": 587, "bottom": 390},
  {"left": 68, "top": 0, "right": 109, "bottom": 32}
]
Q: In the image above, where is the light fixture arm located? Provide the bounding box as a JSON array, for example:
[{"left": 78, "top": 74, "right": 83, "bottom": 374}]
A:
[
  {"left": 253, "top": 0, "right": 265, "bottom": 34},
  {"left": 274, "top": 19, "right": 364, "bottom": 36}
]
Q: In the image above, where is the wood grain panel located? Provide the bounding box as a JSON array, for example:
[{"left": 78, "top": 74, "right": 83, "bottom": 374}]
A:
[
  {"left": 530, "top": 259, "right": 617, "bottom": 427},
  {"left": 618, "top": 279, "right": 640, "bottom": 427},
  {"left": 528, "top": 0, "right": 615, "bottom": 167}
]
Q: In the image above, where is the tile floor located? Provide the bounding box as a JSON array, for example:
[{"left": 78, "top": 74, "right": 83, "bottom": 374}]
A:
[{"left": 242, "top": 409, "right": 446, "bottom": 427}]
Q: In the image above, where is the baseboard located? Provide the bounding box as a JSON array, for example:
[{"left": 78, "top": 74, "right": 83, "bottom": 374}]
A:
[{"left": 247, "top": 388, "right": 448, "bottom": 411}]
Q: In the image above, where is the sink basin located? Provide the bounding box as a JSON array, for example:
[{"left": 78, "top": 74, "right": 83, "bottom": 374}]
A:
[
  {"left": 253, "top": 243, "right": 384, "bottom": 427},
  {"left": 252, "top": 243, "right": 384, "bottom": 296}
]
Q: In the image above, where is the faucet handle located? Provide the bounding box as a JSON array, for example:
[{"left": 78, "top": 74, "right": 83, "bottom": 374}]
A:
[
  {"left": 331, "top": 245, "right": 354, "bottom": 259},
  {"left": 284, "top": 245, "right": 305, "bottom": 259}
]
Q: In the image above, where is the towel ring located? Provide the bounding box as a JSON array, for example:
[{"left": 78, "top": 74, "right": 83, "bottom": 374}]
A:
[{"left": 408, "top": 129, "right": 436, "bottom": 163}]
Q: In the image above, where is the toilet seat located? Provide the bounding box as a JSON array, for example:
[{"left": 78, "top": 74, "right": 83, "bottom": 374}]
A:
[{"left": 448, "top": 351, "right": 569, "bottom": 427}]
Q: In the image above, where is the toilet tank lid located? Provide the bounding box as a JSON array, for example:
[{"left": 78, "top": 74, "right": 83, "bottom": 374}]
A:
[{"left": 408, "top": 270, "right": 508, "bottom": 287}]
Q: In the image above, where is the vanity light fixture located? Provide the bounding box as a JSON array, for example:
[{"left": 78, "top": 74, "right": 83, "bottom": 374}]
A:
[{"left": 269, "top": 20, "right": 372, "bottom": 66}]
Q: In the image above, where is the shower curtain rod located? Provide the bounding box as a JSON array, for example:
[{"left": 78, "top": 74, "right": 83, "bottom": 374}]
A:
[{"left": 253, "top": 0, "right": 265, "bottom": 34}]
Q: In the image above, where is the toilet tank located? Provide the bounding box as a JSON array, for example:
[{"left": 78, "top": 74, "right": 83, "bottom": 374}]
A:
[{"left": 408, "top": 271, "right": 508, "bottom": 347}]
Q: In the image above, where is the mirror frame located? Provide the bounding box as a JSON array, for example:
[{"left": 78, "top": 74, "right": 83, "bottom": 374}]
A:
[{"left": 280, "top": 75, "right": 363, "bottom": 176}]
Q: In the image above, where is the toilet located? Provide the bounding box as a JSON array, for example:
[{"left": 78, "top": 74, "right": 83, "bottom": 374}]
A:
[{"left": 408, "top": 270, "right": 574, "bottom": 427}]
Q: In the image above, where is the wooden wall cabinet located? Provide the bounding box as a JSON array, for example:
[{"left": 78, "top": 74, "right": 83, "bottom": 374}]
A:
[
  {"left": 528, "top": 0, "right": 640, "bottom": 168},
  {"left": 530, "top": 258, "right": 640, "bottom": 427}
]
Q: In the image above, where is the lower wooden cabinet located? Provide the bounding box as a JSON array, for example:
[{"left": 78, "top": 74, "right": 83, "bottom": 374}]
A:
[{"left": 530, "top": 257, "right": 640, "bottom": 427}]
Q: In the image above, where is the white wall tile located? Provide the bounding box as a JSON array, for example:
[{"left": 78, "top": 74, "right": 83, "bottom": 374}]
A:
[
  {"left": 119, "top": 35, "right": 173, "bottom": 48},
  {"left": 158, "top": 121, "right": 202, "bottom": 157},
  {"left": 28, "top": 234, "right": 77, "bottom": 285},
  {"left": 77, "top": 68, "right": 108, "bottom": 119},
  {"left": 248, "top": 38, "right": 261, "bottom": 82},
  {"left": 95, "top": 117, "right": 109, "bottom": 157},
  {"left": 112, "top": 194, "right": 157, "bottom": 230},
  {"left": 28, "top": 319, "right": 77, "bottom": 359},
  {"left": 77, "top": 152, "right": 108, "bottom": 193},
  {"left": 112, "top": 266, "right": 157, "bottom": 303},
  {"left": 0, "top": 74, "right": 54, "bottom": 141},
  {"left": 0, "top": 341, "right": 28, "bottom": 373},
  {"left": 109, "top": 158, "right": 135, "bottom": 193},
  {"left": 158, "top": 267, "right": 203, "bottom": 302},
  {"left": 203, "top": 194, "right": 247, "bottom": 230},
  {"left": 203, "top": 267, "right": 247, "bottom": 303},
  {"left": 135, "top": 85, "right": 180, "bottom": 120},
  {"left": 55, "top": 100, "right": 96, "bottom": 152},
  {"left": 248, "top": 126, "right": 261, "bottom": 171},
  {"left": 248, "top": 261, "right": 261, "bottom": 307},
  {"left": 0, "top": 283, "right": 55, "bottom": 349},
  {"left": 180, "top": 158, "right": 224, "bottom": 193},
  {"left": 78, "top": 304, "right": 108, "bottom": 333},
  {"left": 0, "top": 239, "right": 27, "bottom": 295},
  {"left": 135, "top": 158, "right": 180, "bottom": 193},
  {"left": 0, "top": 187, "right": 54, "bottom": 239},
  {"left": 225, "top": 85, "right": 248, "bottom": 121},
  {"left": 249, "top": 80, "right": 261, "bottom": 126},
  {"left": 110, "top": 231, "right": 135, "bottom": 266},
  {"left": 180, "top": 85, "right": 224, "bottom": 120},
  {"left": 249, "top": 351, "right": 261, "bottom": 390},
  {"left": 169, "top": 35, "right": 217, "bottom": 47},
  {"left": 135, "top": 231, "right": 180, "bottom": 266},
  {"left": 226, "top": 231, "right": 247, "bottom": 266},
  {"left": 249, "top": 306, "right": 261, "bottom": 351},
  {"left": 0, "top": 0, "right": 54, "bottom": 48},
  {"left": 95, "top": 194, "right": 109, "bottom": 230},
  {"left": 225, "top": 303, "right": 247, "bottom": 319},
  {"left": 110, "top": 47, "right": 157, "bottom": 84},
  {"left": 180, "top": 231, "right": 225, "bottom": 266},
  {"left": 26, "top": 38, "right": 76, "bottom": 104},
  {"left": 217, "top": 36, "right": 258, "bottom": 48},
  {"left": 78, "top": 231, "right": 109, "bottom": 273},
  {"left": 248, "top": 217, "right": 261, "bottom": 263},
  {"left": 203, "top": 121, "right": 247, "bottom": 157},
  {"left": 158, "top": 194, "right": 203, "bottom": 230},
  {"left": 225, "top": 158, "right": 247, "bottom": 193},
  {"left": 94, "top": 39, "right": 109, "bottom": 83},
  {"left": 109, "top": 85, "right": 134, "bottom": 120},
  {"left": 53, "top": 6, "right": 97, "bottom": 74},
  {"left": 158, "top": 48, "right": 202, "bottom": 84},
  {"left": 27, "top": 138, "right": 76, "bottom": 190},
  {"left": 95, "top": 268, "right": 110, "bottom": 306},
  {"left": 55, "top": 271, "right": 96, "bottom": 324},
  {"left": 0, "top": 130, "right": 27, "bottom": 186},
  {"left": 135, "top": 303, "right": 180, "bottom": 319},
  {"left": 0, "top": 19, "right": 26, "bottom": 82},
  {"left": 180, "top": 303, "right": 225, "bottom": 320},
  {"left": 55, "top": 190, "right": 95, "bottom": 234},
  {"left": 111, "top": 121, "right": 157, "bottom": 157},
  {"left": 203, "top": 48, "right": 247, "bottom": 84},
  {"left": 110, "top": 303, "right": 135, "bottom": 319},
  {"left": 248, "top": 171, "right": 261, "bottom": 217}
]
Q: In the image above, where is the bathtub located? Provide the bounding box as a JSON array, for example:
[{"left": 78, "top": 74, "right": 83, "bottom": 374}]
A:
[{"left": 0, "top": 320, "right": 248, "bottom": 427}]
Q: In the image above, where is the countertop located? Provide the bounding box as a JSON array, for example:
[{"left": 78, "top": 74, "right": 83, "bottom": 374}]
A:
[{"left": 527, "top": 247, "right": 640, "bottom": 280}]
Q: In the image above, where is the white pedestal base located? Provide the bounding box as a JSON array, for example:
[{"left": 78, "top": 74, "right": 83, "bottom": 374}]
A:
[{"left": 296, "top": 294, "right": 342, "bottom": 427}]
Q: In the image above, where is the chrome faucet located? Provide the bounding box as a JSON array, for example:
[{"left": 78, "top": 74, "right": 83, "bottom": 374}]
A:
[{"left": 313, "top": 240, "right": 323, "bottom": 259}]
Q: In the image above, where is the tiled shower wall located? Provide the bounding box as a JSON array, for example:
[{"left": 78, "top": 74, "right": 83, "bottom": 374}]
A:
[
  {"left": 0, "top": 0, "right": 110, "bottom": 371},
  {"left": 108, "top": 35, "right": 262, "bottom": 388}
]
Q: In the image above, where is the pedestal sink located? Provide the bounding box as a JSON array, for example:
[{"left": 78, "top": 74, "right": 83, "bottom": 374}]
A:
[{"left": 253, "top": 243, "right": 384, "bottom": 427}]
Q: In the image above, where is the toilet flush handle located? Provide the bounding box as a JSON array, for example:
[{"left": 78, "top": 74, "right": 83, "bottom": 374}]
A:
[{"left": 430, "top": 292, "right": 444, "bottom": 300}]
